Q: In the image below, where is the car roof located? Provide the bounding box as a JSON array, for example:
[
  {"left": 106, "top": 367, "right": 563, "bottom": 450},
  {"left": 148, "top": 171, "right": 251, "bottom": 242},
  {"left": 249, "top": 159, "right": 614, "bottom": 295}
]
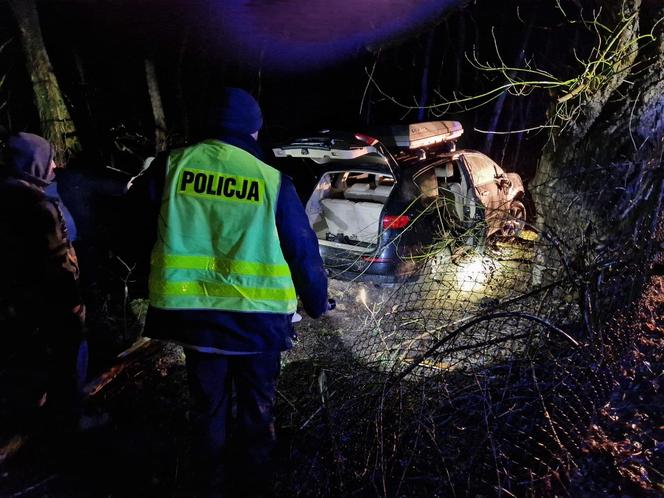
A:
[
  {"left": 272, "top": 121, "right": 462, "bottom": 168},
  {"left": 271, "top": 123, "right": 513, "bottom": 184}
]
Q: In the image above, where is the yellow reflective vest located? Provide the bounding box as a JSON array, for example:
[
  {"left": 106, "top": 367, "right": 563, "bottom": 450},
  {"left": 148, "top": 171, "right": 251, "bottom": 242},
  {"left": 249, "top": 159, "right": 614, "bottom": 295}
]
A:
[{"left": 148, "top": 140, "right": 297, "bottom": 314}]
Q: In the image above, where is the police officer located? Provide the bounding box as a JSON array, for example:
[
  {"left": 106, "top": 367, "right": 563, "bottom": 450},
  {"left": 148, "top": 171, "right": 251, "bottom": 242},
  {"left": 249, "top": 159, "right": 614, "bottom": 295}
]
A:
[{"left": 129, "top": 87, "right": 328, "bottom": 497}]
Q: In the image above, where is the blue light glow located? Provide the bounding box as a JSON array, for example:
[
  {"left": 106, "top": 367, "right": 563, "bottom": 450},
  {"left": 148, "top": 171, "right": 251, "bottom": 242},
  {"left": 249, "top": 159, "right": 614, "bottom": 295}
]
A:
[{"left": 205, "top": 0, "right": 464, "bottom": 72}]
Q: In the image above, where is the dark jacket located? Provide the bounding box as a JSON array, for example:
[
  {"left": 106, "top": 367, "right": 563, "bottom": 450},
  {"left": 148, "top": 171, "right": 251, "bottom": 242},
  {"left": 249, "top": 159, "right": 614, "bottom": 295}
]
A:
[
  {"left": 128, "top": 132, "right": 328, "bottom": 353},
  {"left": 45, "top": 181, "right": 78, "bottom": 242},
  {"left": 0, "top": 134, "right": 85, "bottom": 357}
]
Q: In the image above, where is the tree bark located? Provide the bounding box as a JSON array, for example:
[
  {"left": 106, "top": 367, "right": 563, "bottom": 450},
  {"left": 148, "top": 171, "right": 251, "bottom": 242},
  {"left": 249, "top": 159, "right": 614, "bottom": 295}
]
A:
[
  {"left": 144, "top": 58, "right": 167, "bottom": 153},
  {"left": 8, "top": 0, "right": 80, "bottom": 164},
  {"left": 532, "top": 0, "right": 647, "bottom": 187},
  {"left": 529, "top": 0, "right": 663, "bottom": 262},
  {"left": 577, "top": 3, "right": 664, "bottom": 169}
]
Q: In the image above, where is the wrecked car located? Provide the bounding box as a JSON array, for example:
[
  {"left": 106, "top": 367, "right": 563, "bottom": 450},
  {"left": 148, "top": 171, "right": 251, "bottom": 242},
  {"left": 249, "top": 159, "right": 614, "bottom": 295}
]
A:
[{"left": 272, "top": 121, "right": 527, "bottom": 282}]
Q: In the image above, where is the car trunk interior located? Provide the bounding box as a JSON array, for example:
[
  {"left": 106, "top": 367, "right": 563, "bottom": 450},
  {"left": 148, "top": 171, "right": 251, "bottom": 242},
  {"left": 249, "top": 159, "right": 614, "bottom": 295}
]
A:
[{"left": 305, "top": 171, "right": 395, "bottom": 252}]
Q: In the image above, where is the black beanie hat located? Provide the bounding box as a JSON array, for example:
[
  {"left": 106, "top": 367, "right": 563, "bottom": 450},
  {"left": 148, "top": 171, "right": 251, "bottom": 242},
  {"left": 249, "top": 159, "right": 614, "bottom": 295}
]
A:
[
  {"left": 213, "top": 87, "right": 263, "bottom": 135},
  {"left": 4, "top": 132, "right": 56, "bottom": 186}
]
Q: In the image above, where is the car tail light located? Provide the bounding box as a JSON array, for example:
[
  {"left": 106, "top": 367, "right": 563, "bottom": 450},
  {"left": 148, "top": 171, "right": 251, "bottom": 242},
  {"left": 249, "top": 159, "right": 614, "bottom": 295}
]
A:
[{"left": 382, "top": 215, "right": 410, "bottom": 230}]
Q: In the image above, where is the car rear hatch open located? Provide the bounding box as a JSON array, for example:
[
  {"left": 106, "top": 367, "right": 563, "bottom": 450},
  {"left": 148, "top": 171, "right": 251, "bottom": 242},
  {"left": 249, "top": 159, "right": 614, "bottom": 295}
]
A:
[
  {"left": 273, "top": 132, "right": 398, "bottom": 254},
  {"left": 306, "top": 170, "right": 396, "bottom": 254},
  {"left": 271, "top": 122, "right": 464, "bottom": 262}
]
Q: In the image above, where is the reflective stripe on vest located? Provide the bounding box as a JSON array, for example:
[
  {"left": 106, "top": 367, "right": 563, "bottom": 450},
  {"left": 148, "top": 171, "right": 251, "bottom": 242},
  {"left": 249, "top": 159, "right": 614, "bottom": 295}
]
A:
[
  {"left": 148, "top": 140, "right": 297, "bottom": 313},
  {"left": 151, "top": 254, "right": 292, "bottom": 278}
]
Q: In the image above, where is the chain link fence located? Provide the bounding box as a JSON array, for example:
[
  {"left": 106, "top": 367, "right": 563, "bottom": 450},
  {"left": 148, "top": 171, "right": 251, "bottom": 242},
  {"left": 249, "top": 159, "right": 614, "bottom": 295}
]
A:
[{"left": 277, "top": 159, "right": 663, "bottom": 497}]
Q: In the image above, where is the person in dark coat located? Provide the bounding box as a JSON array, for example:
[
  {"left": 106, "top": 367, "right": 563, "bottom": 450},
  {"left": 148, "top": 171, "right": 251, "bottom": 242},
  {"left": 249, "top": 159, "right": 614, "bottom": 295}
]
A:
[
  {"left": 0, "top": 132, "right": 88, "bottom": 438},
  {"left": 128, "top": 87, "right": 329, "bottom": 497}
]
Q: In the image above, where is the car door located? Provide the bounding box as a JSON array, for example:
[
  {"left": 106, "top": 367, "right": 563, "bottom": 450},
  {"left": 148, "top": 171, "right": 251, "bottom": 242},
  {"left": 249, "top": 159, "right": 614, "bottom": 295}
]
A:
[
  {"left": 462, "top": 153, "right": 509, "bottom": 236},
  {"left": 434, "top": 159, "right": 476, "bottom": 231}
]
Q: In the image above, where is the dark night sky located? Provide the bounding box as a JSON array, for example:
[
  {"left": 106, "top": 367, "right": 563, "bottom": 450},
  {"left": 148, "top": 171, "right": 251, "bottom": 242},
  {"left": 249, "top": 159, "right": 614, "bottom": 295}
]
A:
[{"left": 0, "top": 0, "right": 573, "bottom": 178}]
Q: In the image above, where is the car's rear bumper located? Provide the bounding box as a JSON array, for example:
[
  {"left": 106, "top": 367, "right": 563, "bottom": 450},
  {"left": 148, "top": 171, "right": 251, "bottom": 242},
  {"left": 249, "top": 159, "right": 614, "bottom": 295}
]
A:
[
  {"left": 320, "top": 244, "right": 419, "bottom": 283},
  {"left": 326, "top": 269, "right": 417, "bottom": 285}
]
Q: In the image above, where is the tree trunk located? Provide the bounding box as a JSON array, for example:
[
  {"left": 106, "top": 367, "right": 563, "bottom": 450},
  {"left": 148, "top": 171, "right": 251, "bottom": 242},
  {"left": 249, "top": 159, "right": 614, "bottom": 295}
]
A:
[
  {"left": 512, "top": 96, "right": 534, "bottom": 168},
  {"left": 8, "top": 0, "right": 80, "bottom": 164},
  {"left": 529, "top": 0, "right": 663, "bottom": 277},
  {"left": 175, "top": 27, "right": 190, "bottom": 143},
  {"left": 531, "top": 0, "right": 649, "bottom": 187},
  {"left": 483, "top": 12, "right": 534, "bottom": 155},
  {"left": 144, "top": 58, "right": 167, "bottom": 153},
  {"left": 417, "top": 30, "right": 435, "bottom": 121},
  {"left": 73, "top": 50, "right": 96, "bottom": 139},
  {"left": 575, "top": 4, "right": 664, "bottom": 169}
]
